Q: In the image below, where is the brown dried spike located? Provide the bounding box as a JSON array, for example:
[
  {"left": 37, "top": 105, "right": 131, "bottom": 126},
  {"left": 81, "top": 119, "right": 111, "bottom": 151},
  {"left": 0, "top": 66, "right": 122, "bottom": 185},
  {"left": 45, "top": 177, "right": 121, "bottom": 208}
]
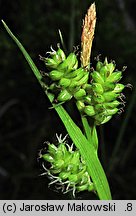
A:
[{"left": 81, "top": 3, "right": 96, "bottom": 68}]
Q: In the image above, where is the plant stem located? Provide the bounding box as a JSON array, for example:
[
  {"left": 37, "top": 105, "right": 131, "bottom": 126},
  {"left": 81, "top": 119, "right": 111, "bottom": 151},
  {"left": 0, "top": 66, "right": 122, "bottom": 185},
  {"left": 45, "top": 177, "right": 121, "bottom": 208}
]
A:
[{"left": 81, "top": 115, "right": 98, "bottom": 151}]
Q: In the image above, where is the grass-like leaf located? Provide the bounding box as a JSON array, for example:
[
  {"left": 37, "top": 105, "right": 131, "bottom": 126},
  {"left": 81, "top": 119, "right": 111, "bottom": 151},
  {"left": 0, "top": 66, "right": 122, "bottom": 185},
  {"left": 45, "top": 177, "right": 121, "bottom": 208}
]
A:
[{"left": 2, "top": 20, "right": 112, "bottom": 200}]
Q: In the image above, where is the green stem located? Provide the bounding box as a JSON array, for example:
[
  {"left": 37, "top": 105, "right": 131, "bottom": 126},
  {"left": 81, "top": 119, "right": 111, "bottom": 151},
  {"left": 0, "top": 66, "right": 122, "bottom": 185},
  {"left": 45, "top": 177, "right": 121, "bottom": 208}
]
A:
[
  {"left": 81, "top": 115, "right": 92, "bottom": 141},
  {"left": 81, "top": 115, "right": 98, "bottom": 151},
  {"left": 91, "top": 124, "right": 98, "bottom": 151},
  {"left": 99, "top": 125, "right": 107, "bottom": 168}
]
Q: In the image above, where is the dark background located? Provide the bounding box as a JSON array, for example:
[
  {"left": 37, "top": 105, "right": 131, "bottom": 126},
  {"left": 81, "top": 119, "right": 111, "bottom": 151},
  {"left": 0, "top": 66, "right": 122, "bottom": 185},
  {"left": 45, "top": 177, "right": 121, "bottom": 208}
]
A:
[{"left": 0, "top": 0, "right": 136, "bottom": 200}]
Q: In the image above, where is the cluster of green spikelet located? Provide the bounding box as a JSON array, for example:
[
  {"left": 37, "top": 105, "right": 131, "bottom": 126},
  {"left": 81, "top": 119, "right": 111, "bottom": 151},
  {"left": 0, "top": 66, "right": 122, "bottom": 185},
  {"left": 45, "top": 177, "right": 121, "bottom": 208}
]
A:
[
  {"left": 41, "top": 46, "right": 125, "bottom": 125},
  {"left": 39, "top": 46, "right": 127, "bottom": 196},
  {"left": 40, "top": 135, "right": 94, "bottom": 196}
]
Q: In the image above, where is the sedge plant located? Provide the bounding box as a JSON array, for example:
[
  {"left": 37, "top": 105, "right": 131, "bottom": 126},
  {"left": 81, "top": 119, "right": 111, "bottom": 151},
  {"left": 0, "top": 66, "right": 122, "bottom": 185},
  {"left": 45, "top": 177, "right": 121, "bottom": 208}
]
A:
[{"left": 2, "top": 3, "right": 129, "bottom": 200}]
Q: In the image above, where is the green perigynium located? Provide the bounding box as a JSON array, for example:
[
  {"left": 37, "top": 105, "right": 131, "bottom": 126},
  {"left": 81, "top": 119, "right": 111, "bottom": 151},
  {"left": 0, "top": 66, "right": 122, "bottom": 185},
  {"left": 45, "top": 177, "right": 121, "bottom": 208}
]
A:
[
  {"left": 44, "top": 46, "right": 66, "bottom": 69},
  {"left": 39, "top": 134, "right": 95, "bottom": 197}
]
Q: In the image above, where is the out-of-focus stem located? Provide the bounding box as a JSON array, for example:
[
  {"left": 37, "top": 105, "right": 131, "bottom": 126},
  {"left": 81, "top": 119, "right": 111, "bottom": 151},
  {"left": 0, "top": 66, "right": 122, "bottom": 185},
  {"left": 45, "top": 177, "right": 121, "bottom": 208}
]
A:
[{"left": 109, "top": 87, "right": 136, "bottom": 173}]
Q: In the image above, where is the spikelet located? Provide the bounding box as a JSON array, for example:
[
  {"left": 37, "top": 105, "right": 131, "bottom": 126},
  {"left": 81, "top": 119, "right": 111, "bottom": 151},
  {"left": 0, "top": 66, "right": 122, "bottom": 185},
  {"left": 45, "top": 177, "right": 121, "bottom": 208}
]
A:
[
  {"left": 39, "top": 134, "right": 95, "bottom": 197},
  {"left": 83, "top": 58, "right": 125, "bottom": 125},
  {"left": 41, "top": 47, "right": 89, "bottom": 102},
  {"left": 80, "top": 3, "right": 96, "bottom": 68}
]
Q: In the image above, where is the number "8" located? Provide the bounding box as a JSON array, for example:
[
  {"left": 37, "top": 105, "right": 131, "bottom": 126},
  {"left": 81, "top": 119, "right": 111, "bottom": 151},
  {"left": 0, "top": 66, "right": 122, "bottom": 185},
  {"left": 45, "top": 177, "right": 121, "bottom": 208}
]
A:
[{"left": 127, "top": 203, "right": 132, "bottom": 211}]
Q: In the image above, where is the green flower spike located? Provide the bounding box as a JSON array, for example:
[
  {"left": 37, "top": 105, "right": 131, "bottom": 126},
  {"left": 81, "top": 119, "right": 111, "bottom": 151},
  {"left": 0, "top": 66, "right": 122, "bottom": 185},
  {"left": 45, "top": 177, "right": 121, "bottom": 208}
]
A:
[
  {"left": 83, "top": 58, "right": 125, "bottom": 125},
  {"left": 39, "top": 134, "right": 95, "bottom": 197},
  {"left": 42, "top": 46, "right": 89, "bottom": 103}
]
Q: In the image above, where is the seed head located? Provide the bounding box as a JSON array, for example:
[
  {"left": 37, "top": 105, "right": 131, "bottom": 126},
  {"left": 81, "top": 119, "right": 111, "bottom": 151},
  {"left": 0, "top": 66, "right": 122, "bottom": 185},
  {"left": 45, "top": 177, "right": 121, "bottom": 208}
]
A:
[{"left": 81, "top": 3, "right": 96, "bottom": 68}]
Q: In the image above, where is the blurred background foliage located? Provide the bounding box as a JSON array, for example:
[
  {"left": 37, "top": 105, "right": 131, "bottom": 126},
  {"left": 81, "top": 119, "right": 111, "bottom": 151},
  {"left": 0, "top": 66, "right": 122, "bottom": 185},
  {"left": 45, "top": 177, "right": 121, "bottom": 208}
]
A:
[{"left": 0, "top": 0, "right": 136, "bottom": 199}]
